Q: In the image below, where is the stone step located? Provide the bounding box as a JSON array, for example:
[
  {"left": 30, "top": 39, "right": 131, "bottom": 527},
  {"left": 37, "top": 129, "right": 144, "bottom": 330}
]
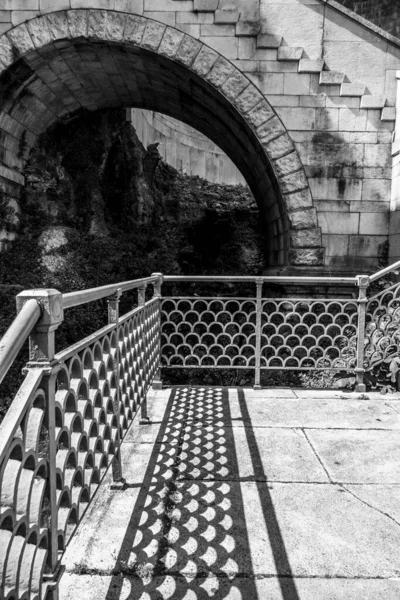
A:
[
  {"left": 340, "top": 83, "right": 366, "bottom": 97},
  {"left": 277, "top": 47, "right": 304, "bottom": 61},
  {"left": 360, "top": 95, "right": 386, "bottom": 109},
  {"left": 215, "top": 10, "right": 240, "bottom": 24},
  {"left": 298, "top": 59, "right": 324, "bottom": 73},
  {"left": 236, "top": 21, "right": 261, "bottom": 37},
  {"left": 319, "top": 71, "right": 345, "bottom": 85},
  {"left": 193, "top": 0, "right": 218, "bottom": 11},
  {"left": 256, "top": 33, "right": 282, "bottom": 48},
  {"left": 381, "top": 106, "right": 396, "bottom": 121}
]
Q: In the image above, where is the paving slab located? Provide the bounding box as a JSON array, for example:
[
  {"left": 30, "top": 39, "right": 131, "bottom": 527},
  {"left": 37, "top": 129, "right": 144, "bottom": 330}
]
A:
[
  {"left": 59, "top": 386, "right": 400, "bottom": 600},
  {"left": 228, "top": 389, "right": 400, "bottom": 429},
  {"left": 231, "top": 426, "right": 329, "bottom": 481},
  {"left": 308, "top": 429, "right": 400, "bottom": 483}
]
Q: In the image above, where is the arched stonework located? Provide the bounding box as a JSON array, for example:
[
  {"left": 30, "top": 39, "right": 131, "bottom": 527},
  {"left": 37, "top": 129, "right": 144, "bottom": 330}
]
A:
[{"left": 0, "top": 10, "right": 322, "bottom": 268}]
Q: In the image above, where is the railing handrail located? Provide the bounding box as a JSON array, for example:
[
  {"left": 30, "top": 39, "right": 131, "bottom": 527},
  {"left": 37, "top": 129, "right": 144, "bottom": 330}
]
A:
[
  {"left": 62, "top": 275, "right": 161, "bottom": 309},
  {"left": 0, "top": 298, "right": 41, "bottom": 387},
  {"left": 369, "top": 259, "right": 400, "bottom": 283},
  {"left": 163, "top": 275, "right": 357, "bottom": 284}
]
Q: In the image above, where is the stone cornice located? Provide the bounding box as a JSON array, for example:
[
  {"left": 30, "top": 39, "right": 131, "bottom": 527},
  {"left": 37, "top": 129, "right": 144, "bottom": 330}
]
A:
[{"left": 317, "top": 0, "right": 400, "bottom": 48}]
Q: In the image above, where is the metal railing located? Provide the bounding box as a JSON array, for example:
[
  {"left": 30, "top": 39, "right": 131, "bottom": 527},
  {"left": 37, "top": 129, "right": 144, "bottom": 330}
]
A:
[
  {"left": 0, "top": 262, "right": 400, "bottom": 599},
  {"left": 0, "top": 274, "right": 162, "bottom": 600}
]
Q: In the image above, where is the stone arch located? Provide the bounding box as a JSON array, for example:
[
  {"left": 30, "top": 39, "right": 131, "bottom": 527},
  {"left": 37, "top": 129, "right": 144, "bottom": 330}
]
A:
[{"left": 0, "top": 10, "right": 322, "bottom": 268}]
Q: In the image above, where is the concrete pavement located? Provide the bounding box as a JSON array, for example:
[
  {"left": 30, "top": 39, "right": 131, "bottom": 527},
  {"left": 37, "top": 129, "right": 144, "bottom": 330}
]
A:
[{"left": 59, "top": 387, "right": 400, "bottom": 599}]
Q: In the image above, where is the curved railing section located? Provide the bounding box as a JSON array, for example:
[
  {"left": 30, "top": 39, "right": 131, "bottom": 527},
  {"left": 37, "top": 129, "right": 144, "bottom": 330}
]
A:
[
  {"left": 0, "top": 274, "right": 162, "bottom": 600},
  {"left": 364, "top": 259, "right": 400, "bottom": 372}
]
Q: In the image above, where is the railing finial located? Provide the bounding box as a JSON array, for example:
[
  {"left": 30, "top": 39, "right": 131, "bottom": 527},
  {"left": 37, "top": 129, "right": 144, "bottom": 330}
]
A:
[{"left": 16, "top": 289, "right": 63, "bottom": 365}]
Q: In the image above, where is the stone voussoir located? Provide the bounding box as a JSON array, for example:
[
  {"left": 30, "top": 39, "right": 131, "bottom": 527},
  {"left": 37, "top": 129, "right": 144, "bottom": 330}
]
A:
[
  {"left": 27, "top": 15, "right": 52, "bottom": 47},
  {"left": 7, "top": 22, "right": 35, "bottom": 56},
  {"left": 258, "top": 115, "right": 287, "bottom": 145},
  {"left": 46, "top": 11, "right": 70, "bottom": 42},
  {"left": 87, "top": 9, "right": 107, "bottom": 39},
  {"left": 284, "top": 189, "right": 314, "bottom": 212},
  {"left": 273, "top": 150, "right": 303, "bottom": 177},
  {"left": 104, "top": 11, "right": 127, "bottom": 42},
  {"left": 290, "top": 247, "right": 324, "bottom": 265},
  {"left": 287, "top": 206, "right": 318, "bottom": 229},
  {"left": 221, "top": 69, "right": 249, "bottom": 101},
  {"left": 205, "top": 56, "right": 235, "bottom": 88},
  {"left": 67, "top": 9, "right": 89, "bottom": 39},
  {"left": 290, "top": 227, "right": 322, "bottom": 247},
  {"left": 192, "top": 44, "right": 219, "bottom": 77},
  {"left": 159, "top": 27, "right": 185, "bottom": 59},
  {"left": 280, "top": 169, "right": 309, "bottom": 195},
  {"left": 247, "top": 100, "right": 275, "bottom": 128},
  {"left": 141, "top": 19, "right": 166, "bottom": 51},
  {"left": 175, "top": 34, "right": 202, "bottom": 67},
  {"left": 264, "top": 133, "right": 295, "bottom": 161},
  {"left": 233, "top": 84, "right": 264, "bottom": 115},
  {"left": 123, "top": 13, "right": 146, "bottom": 45}
]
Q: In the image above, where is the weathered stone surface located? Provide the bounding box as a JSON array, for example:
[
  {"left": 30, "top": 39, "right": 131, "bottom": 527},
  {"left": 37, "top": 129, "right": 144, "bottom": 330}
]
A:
[
  {"left": 287, "top": 207, "right": 318, "bottom": 229},
  {"left": 221, "top": 69, "right": 249, "bottom": 101},
  {"left": 206, "top": 56, "right": 234, "bottom": 87},
  {"left": 124, "top": 14, "right": 146, "bottom": 45},
  {"left": 158, "top": 27, "right": 184, "bottom": 59},
  {"left": 191, "top": 45, "right": 218, "bottom": 77},
  {"left": 141, "top": 20, "right": 165, "bottom": 51},
  {"left": 284, "top": 189, "right": 314, "bottom": 212},
  {"left": 27, "top": 16, "right": 51, "bottom": 47},
  {"left": 214, "top": 10, "right": 240, "bottom": 24},
  {"left": 104, "top": 11, "right": 127, "bottom": 42},
  {"left": 236, "top": 20, "right": 261, "bottom": 37},
  {"left": 280, "top": 169, "right": 310, "bottom": 194},
  {"left": 87, "top": 10, "right": 106, "bottom": 39},
  {"left": 67, "top": 9, "right": 88, "bottom": 38},
  {"left": 46, "top": 11, "right": 70, "bottom": 41},
  {"left": 246, "top": 100, "right": 274, "bottom": 128},
  {"left": 7, "top": 23, "right": 35, "bottom": 55},
  {"left": 257, "top": 33, "right": 282, "bottom": 48},
  {"left": 194, "top": 0, "right": 218, "bottom": 11},
  {"left": 290, "top": 227, "right": 322, "bottom": 247},
  {"left": 264, "top": 133, "right": 294, "bottom": 160},
  {"left": 273, "top": 150, "right": 303, "bottom": 177},
  {"left": 258, "top": 115, "right": 286, "bottom": 143},
  {"left": 290, "top": 247, "right": 324, "bottom": 265},
  {"left": 278, "top": 46, "right": 303, "bottom": 61},
  {"left": 175, "top": 35, "right": 201, "bottom": 67},
  {"left": 234, "top": 86, "right": 264, "bottom": 115}
]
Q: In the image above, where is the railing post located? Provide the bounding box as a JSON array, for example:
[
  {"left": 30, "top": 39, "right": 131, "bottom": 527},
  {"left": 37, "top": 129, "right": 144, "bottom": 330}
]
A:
[
  {"left": 355, "top": 275, "right": 370, "bottom": 393},
  {"left": 151, "top": 272, "right": 163, "bottom": 392},
  {"left": 16, "top": 289, "right": 64, "bottom": 597},
  {"left": 254, "top": 278, "right": 263, "bottom": 390},
  {"left": 107, "top": 288, "right": 124, "bottom": 486}
]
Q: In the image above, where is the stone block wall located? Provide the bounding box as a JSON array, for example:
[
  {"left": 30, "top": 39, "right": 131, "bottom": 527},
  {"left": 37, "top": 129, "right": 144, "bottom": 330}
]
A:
[
  {"left": 0, "top": 0, "right": 398, "bottom": 273},
  {"left": 130, "top": 108, "right": 246, "bottom": 185}
]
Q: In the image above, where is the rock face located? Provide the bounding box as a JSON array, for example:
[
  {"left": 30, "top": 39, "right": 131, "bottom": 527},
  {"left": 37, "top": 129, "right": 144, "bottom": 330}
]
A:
[
  {"left": 337, "top": 0, "right": 400, "bottom": 37},
  {"left": 0, "top": 107, "right": 265, "bottom": 314}
]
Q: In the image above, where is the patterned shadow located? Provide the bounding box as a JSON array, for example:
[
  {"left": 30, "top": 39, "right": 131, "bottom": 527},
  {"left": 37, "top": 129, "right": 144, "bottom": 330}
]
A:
[{"left": 105, "top": 387, "right": 259, "bottom": 599}]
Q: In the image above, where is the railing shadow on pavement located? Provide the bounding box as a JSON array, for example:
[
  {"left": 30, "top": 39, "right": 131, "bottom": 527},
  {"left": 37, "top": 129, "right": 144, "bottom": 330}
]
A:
[{"left": 104, "top": 386, "right": 300, "bottom": 600}]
